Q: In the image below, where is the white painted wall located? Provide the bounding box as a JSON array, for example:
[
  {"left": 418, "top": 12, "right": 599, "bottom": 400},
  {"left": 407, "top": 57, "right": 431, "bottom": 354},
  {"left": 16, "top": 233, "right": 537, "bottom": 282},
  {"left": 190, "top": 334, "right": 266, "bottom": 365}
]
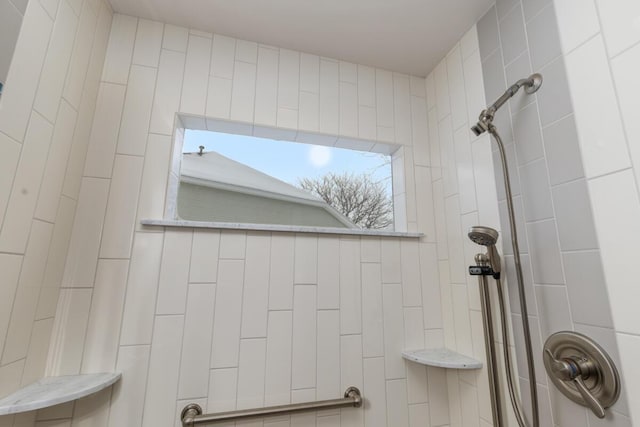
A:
[{"left": 0, "top": 0, "right": 113, "bottom": 425}]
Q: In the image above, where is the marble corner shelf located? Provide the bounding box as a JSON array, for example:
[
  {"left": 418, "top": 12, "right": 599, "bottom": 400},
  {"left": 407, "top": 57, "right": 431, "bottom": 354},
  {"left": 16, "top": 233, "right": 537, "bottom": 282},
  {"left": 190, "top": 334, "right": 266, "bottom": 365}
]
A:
[
  {"left": 0, "top": 373, "right": 121, "bottom": 416},
  {"left": 402, "top": 348, "right": 483, "bottom": 370}
]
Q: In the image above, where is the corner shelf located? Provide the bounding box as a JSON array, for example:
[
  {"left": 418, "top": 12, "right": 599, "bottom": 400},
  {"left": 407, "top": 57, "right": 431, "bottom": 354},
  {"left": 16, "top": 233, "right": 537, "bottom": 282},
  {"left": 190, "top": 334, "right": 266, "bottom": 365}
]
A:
[
  {"left": 402, "top": 348, "right": 482, "bottom": 370},
  {"left": 0, "top": 373, "right": 121, "bottom": 416}
]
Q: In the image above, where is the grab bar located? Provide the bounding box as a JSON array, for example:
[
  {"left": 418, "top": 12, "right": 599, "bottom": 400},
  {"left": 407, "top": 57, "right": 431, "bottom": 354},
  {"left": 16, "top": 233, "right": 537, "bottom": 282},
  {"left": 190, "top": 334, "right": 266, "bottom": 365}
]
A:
[{"left": 181, "top": 387, "right": 363, "bottom": 426}]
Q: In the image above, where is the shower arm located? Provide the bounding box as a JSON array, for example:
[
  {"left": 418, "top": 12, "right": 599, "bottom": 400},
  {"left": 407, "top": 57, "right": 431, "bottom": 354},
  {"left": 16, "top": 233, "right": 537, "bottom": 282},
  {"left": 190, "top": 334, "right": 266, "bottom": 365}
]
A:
[{"left": 472, "top": 74, "right": 543, "bottom": 136}]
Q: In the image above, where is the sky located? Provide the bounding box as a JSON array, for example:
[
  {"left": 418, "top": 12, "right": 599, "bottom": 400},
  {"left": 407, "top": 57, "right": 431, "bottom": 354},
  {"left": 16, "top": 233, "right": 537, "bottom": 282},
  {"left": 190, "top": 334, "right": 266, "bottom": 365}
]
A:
[{"left": 183, "top": 130, "right": 392, "bottom": 194}]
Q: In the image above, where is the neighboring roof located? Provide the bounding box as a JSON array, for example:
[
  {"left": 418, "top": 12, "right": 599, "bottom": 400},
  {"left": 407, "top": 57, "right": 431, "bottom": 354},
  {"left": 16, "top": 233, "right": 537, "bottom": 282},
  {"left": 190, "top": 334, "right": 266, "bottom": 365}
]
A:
[{"left": 180, "top": 151, "right": 356, "bottom": 228}]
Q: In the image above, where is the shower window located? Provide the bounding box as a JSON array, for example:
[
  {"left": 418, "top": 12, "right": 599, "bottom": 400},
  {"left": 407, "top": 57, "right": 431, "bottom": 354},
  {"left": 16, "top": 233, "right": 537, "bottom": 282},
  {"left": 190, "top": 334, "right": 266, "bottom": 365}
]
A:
[{"left": 163, "top": 117, "right": 409, "bottom": 232}]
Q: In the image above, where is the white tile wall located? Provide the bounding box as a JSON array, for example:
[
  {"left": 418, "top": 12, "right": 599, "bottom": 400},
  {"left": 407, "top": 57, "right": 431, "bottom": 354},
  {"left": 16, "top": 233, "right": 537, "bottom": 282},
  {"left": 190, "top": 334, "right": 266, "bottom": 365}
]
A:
[
  {"left": 476, "top": 1, "right": 640, "bottom": 425},
  {"left": 5, "top": 10, "right": 485, "bottom": 427},
  {"left": 0, "top": 0, "right": 112, "bottom": 406}
]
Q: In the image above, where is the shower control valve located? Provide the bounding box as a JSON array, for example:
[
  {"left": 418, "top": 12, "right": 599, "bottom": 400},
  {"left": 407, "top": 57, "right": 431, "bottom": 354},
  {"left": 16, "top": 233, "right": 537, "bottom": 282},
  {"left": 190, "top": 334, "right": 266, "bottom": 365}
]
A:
[{"left": 543, "top": 331, "right": 620, "bottom": 419}]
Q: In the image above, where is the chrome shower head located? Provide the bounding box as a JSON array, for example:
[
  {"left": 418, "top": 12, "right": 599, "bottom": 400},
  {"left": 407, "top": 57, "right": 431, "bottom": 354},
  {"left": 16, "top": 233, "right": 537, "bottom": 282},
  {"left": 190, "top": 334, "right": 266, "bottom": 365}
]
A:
[
  {"left": 468, "top": 226, "right": 499, "bottom": 247},
  {"left": 468, "top": 226, "right": 501, "bottom": 277}
]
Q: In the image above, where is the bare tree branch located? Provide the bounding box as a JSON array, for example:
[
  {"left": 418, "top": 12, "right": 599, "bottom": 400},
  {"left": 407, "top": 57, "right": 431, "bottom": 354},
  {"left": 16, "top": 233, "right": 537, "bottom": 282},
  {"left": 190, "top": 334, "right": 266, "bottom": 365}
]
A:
[{"left": 298, "top": 172, "right": 393, "bottom": 229}]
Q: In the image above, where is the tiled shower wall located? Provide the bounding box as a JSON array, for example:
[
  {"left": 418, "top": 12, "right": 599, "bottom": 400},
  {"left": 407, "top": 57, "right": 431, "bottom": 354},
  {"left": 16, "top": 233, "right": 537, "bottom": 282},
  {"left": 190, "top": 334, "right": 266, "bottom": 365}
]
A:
[
  {"left": 424, "top": 25, "right": 518, "bottom": 427},
  {"left": 0, "top": 0, "right": 113, "bottom": 424},
  {"left": 476, "top": 0, "right": 635, "bottom": 426},
  {"left": 30, "top": 14, "right": 455, "bottom": 427}
]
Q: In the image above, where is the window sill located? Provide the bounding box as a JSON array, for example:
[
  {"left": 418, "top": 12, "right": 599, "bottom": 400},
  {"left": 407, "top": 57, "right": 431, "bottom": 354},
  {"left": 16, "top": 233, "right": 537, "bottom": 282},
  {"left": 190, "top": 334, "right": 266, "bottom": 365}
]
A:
[{"left": 140, "top": 219, "right": 423, "bottom": 238}]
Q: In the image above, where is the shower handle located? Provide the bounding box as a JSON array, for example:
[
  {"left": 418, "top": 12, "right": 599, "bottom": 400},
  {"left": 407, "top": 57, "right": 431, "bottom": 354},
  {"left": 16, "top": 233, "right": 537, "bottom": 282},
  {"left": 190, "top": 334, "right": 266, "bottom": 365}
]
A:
[
  {"left": 544, "top": 349, "right": 605, "bottom": 418},
  {"left": 543, "top": 331, "right": 620, "bottom": 419}
]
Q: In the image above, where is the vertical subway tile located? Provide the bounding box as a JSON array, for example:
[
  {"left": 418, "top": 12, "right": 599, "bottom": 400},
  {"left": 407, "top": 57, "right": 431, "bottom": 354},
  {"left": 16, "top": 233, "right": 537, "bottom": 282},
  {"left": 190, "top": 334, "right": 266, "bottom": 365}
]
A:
[
  {"left": 419, "top": 243, "right": 442, "bottom": 329},
  {"left": 61, "top": 0, "right": 98, "bottom": 109},
  {"left": 32, "top": 0, "right": 78, "bottom": 123},
  {"left": 519, "top": 158, "right": 553, "bottom": 222},
  {"left": 269, "top": 234, "right": 295, "bottom": 310},
  {"left": 319, "top": 59, "right": 340, "bottom": 135},
  {"left": 536, "top": 56, "right": 572, "bottom": 127},
  {"left": 132, "top": 19, "right": 163, "bottom": 68},
  {"left": 477, "top": 6, "right": 499, "bottom": 61},
  {"left": 141, "top": 315, "right": 184, "bottom": 427},
  {"left": 210, "top": 259, "right": 244, "bottom": 368},
  {"left": 150, "top": 49, "right": 186, "bottom": 135},
  {"left": 512, "top": 102, "right": 544, "bottom": 166},
  {"left": 219, "top": 231, "right": 246, "bottom": 259},
  {"left": 83, "top": 83, "right": 126, "bottom": 178},
  {"left": 317, "top": 237, "right": 340, "bottom": 309},
  {"left": 236, "top": 338, "right": 267, "bottom": 409},
  {"left": 400, "top": 240, "right": 422, "bottom": 307},
  {"left": 211, "top": 35, "right": 235, "bottom": 79},
  {"left": 526, "top": 4, "right": 562, "bottom": 70},
  {"left": 207, "top": 368, "right": 237, "bottom": 412},
  {"left": 120, "top": 233, "right": 164, "bottom": 345},
  {"left": 102, "top": 14, "right": 137, "bottom": 84},
  {"left": 552, "top": 179, "right": 598, "bottom": 251},
  {"left": 362, "top": 263, "right": 384, "bottom": 357},
  {"left": 230, "top": 60, "right": 256, "bottom": 123},
  {"left": 116, "top": 65, "right": 157, "bottom": 156},
  {"left": 156, "top": 229, "right": 193, "bottom": 314},
  {"left": 46, "top": 288, "right": 92, "bottom": 375},
  {"left": 1, "top": 285, "right": 39, "bottom": 365},
  {"left": 386, "top": 379, "right": 410, "bottom": 427},
  {"left": 62, "top": 177, "right": 109, "bottom": 287},
  {"left": 99, "top": 155, "right": 144, "bottom": 259},
  {"left": 178, "top": 283, "right": 216, "bottom": 399},
  {"left": 292, "top": 285, "right": 317, "bottom": 389},
  {"left": 294, "top": 234, "right": 317, "bottom": 285},
  {"left": 162, "top": 24, "right": 188, "bottom": 52},
  {"left": 499, "top": 4, "right": 528, "bottom": 65},
  {"left": 357, "top": 65, "right": 376, "bottom": 107},
  {"left": 81, "top": 260, "right": 129, "bottom": 373},
  {"left": 565, "top": 35, "right": 630, "bottom": 178},
  {"left": 0, "top": 113, "right": 53, "bottom": 253},
  {"left": 363, "top": 357, "right": 387, "bottom": 427},
  {"left": 454, "top": 127, "right": 477, "bottom": 214},
  {"left": 382, "top": 284, "right": 405, "bottom": 379},
  {"left": 135, "top": 133, "right": 172, "bottom": 226},
  {"left": 300, "top": 53, "right": 320, "bottom": 93},
  {"left": 206, "top": 76, "right": 233, "bottom": 120},
  {"left": 393, "top": 74, "right": 412, "bottom": 144},
  {"left": 0, "top": 0, "right": 51, "bottom": 141},
  {"left": 446, "top": 46, "right": 468, "bottom": 130},
  {"left": 434, "top": 61, "right": 450, "bottom": 121},
  {"left": 376, "top": 69, "right": 395, "bottom": 128},
  {"left": 278, "top": 49, "right": 300, "bottom": 110},
  {"left": 594, "top": 0, "right": 640, "bottom": 57},
  {"left": 526, "top": 219, "right": 564, "bottom": 285},
  {"left": 180, "top": 35, "right": 211, "bottom": 115},
  {"left": 339, "top": 239, "right": 362, "bottom": 335},
  {"left": 339, "top": 81, "right": 358, "bottom": 137},
  {"left": 235, "top": 40, "right": 258, "bottom": 63},
  {"left": 340, "top": 334, "right": 363, "bottom": 390},
  {"left": 316, "top": 310, "right": 340, "bottom": 400},
  {"left": 264, "top": 311, "right": 292, "bottom": 406},
  {"left": 241, "top": 233, "right": 270, "bottom": 338},
  {"left": 107, "top": 345, "right": 150, "bottom": 427}
]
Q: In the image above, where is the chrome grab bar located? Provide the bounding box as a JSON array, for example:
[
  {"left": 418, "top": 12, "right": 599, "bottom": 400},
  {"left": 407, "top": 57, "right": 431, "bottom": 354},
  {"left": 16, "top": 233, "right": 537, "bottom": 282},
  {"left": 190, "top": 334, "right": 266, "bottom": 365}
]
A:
[{"left": 181, "top": 387, "right": 363, "bottom": 426}]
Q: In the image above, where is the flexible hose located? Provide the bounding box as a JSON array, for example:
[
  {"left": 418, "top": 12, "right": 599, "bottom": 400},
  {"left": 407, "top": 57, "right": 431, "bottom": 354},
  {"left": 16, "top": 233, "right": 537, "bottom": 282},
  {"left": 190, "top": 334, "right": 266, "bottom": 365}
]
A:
[
  {"left": 489, "top": 125, "right": 539, "bottom": 427},
  {"left": 496, "top": 277, "right": 528, "bottom": 427}
]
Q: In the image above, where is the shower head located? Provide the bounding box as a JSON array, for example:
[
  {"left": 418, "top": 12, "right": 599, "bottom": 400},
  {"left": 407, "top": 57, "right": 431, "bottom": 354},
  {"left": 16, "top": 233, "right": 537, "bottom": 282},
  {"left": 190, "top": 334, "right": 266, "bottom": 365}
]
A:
[
  {"left": 469, "top": 226, "right": 501, "bottom": 277},
  {"left": 468, "top": 226, "right": 499, "bottom": 247}
]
